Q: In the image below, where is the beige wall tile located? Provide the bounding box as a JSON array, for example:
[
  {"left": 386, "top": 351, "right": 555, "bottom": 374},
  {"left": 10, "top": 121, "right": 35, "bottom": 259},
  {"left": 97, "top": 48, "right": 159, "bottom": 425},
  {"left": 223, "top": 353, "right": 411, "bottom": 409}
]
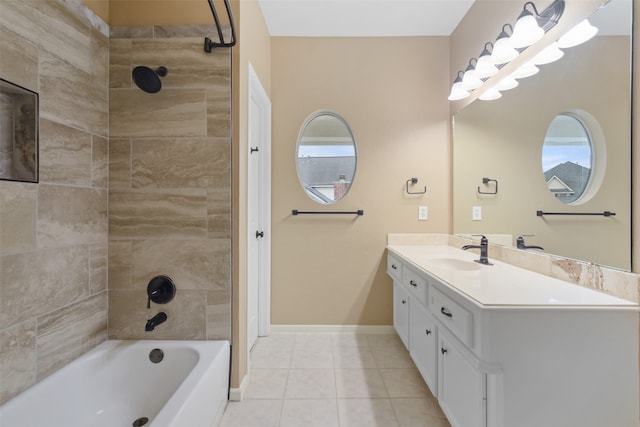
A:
[
  {"left": 38, "top": 185, "right": 108, "bottom": 247},
  {"left": 109, "top": 38, "right": 132, "bottom": 89},
  {"left": 90, "top": 243, "right": 107, "bottom": 294},
  {"left": 153, "top": 25, "right": 212, "bottom": 38},
  {"left": 130, "top": 38, "right": 230, "bottom": 89},
  {"left": 92, "top": 135, "right": 108, "bottom": 188},
  {"left": 36, "top": 292, "right": 107, "bottom": 380},
  {"left": 0, "top": 27, "right": 38, "bottom": 91},
  {"left": 0, "top": 321, "right": 36, "bottom": 404},
  {"left": 109, "top": 289, "right": 206, "bottom": 340},
  {"left": 39, "top": 119, "right": 92, "bottom": 186},
  {"left": 207, "top": 85, "right": 231, "bottom": 138},
  {"left": 207, "top": 187, "right": 231, "bottom": 239},
  {"left": 0, "top": 246, "right": 89, "bottom": 329},
  {"left": 109, "top": 189, "right": 207, "bottom": 239},
  {"left": 90, "top": 26, "right": 109, "bottom": 86},
  {"left": 108, "top": 138, "right": 132, "bottom": 189},
  {"left": 109, "top": 89, "right": 207, "bottom": 138},
  {"left": 131, "top": 138, "right": 215, "bottom": 189},
  {"left": 207, "top": 288, "right": 231, "bottom": 340},
  {"left": 108, "top": 241, "right": 133, "bottom": 290},
  {"left": 207, "top": 137, "right": 232, "bottom": 188},
  {"left": 0, "top": 181, "right": 36, "bottom": 255},
  {"left": 127, "top": 238, "right": 231, "bottom": 291},
  {"left": 110, "top": 26, "right": 153, "bottom": 39},
  {"left": 40, "top": 51, "right": 109, "bottom": 137}
]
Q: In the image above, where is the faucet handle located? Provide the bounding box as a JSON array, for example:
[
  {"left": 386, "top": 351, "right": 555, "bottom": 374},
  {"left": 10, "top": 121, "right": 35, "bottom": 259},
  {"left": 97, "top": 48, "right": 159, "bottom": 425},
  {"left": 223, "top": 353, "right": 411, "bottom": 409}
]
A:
[{"left": 472, "top": 234, "right": 488, "bottom": 244}]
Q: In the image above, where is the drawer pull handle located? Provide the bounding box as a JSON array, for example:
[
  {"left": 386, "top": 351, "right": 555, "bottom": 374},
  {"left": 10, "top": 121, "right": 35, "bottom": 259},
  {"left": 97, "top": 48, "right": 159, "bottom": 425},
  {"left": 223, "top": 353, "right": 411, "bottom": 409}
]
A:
[
  {"left": 440, "top": 307, "right": 453, "bottom": 318},
  {"left": 425, "top": 329, "right": 432, "bottom": 335},
  {"left": 409, "top": 280, "right": 418, "bottom": 287},
  {"left": 392, "top": 264, "right": 397, "bottom": 270},
  {"left": 441, "top": 347, "right": 448, "bottom": 355}
]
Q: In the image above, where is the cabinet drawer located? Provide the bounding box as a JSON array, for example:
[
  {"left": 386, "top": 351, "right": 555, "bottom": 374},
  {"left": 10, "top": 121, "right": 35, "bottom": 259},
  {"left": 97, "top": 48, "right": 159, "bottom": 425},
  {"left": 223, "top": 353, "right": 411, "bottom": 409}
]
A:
[
  {"left": 429, "top": 287, "right": 473, "bottom": 347},
  {"left": 403, "top": 267, "right": 428, "bottom": 307},
  {"left": 387, "top": 253, "right": 403, "bottom": 282}
]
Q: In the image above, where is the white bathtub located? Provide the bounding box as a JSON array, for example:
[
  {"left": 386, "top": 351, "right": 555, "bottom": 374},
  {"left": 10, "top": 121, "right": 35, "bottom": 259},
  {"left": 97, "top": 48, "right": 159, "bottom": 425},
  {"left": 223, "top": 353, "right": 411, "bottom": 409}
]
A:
[{"left": 0, "top": 340, "right": 230, "bottom": 427}]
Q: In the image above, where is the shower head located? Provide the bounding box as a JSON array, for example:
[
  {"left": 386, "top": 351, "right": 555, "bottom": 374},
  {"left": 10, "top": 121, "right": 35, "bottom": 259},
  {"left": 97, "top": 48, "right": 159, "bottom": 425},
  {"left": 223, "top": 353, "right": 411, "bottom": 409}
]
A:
[{"left": 132, "top": 66, "right": 168, "bottom": 93}]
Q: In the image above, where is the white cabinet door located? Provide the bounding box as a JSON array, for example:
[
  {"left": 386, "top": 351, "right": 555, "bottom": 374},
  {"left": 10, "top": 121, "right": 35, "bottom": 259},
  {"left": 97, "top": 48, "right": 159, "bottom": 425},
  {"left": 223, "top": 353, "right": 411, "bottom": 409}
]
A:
[
  {"left": 393, "top": 281, "right": 410, "bottom": 349},
  {"left": 438, "top": 333, "right": 485, "bottom": 427},
  {"left": 410, "top": 300, "right": 438, "bottom": 397}
]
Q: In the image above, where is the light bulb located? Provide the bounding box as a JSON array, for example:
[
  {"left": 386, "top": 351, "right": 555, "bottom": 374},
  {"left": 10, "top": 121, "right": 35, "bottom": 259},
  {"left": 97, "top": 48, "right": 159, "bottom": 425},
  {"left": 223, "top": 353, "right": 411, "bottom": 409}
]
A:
[
  {"left": 448, "top": 81, "right": 470, "bottom": 101},
  {"left": 511, "top": 62, "right": 539, "bottom": 79},
  {"left": 479, "top": 87, "right": 502, "bottom": 101},
  {"left": 531, "top": 42, "right": 564, "bottom": 65},
  {"left": 557, "top": 19, "right": 598, "bottom": 48},
  {"left": 491, "top": 26, "right": 519, "bottom": 65},
  {"left": 510, "top": 9, "right": 544, "bottom": 48},
  {"left": 496, "top": 75, "right": 519, "bottom": 91}
]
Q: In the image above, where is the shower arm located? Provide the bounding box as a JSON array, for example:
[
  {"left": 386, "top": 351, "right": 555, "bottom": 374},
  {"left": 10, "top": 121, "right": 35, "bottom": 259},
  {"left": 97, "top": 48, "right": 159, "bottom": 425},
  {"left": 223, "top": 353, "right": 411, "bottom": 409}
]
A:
[{"left": 204, "top": 0, "right": 237, "bottom": 52}]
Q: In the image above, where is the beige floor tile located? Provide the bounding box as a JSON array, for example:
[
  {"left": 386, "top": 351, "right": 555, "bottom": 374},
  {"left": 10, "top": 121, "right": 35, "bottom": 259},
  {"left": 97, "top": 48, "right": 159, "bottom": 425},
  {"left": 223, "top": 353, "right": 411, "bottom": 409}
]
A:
[
  {"left": 338, "top": 398, "right": 399, "bottom": 427},
  {"left": 279, "top": 399, "right": 340, "bottom": 427},
  {"left": 335, "top": 368, "right": 388, "bottom": 398},
  {"left": 333, "top": 346, "right": 377, "bottom": 369},
  {"left": 367, "top": 333, "right": 405, "bottom": 350},
  {"left": 290, "top": 345, "right": 334, "bottom": 368},
  {"left": 372, "top": 345, "right": 416, "bottom": 369},
  {"left": 380, "top": 368, "right": 429, "bottom": 398},
  {"left": 294, "top": 333, "right": 333, "bottom": 348},
  {"left": 250, "top": 344, "right": 293, "bottom": 369},
  {"left": 285, "top": 369, "right": 336, "bottom": 399},
  {"left": 218, "top": 399, "right": 282, "bottom": 427},
  {"left": 330, "top": 333, "right": 370, "bottom": 348},
  {"left": 391, "top": 398, "right": 451, "bottom": 426},
  {"left": 244, "top": 369, "right": 289, "bottom": 399}
]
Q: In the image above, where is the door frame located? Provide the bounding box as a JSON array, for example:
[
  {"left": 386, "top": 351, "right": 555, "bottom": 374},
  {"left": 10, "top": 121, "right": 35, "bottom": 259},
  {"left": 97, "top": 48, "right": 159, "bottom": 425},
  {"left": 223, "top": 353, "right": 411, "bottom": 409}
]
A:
[{"left": 247, "top": 62, "right": 271, "bottom": 341}]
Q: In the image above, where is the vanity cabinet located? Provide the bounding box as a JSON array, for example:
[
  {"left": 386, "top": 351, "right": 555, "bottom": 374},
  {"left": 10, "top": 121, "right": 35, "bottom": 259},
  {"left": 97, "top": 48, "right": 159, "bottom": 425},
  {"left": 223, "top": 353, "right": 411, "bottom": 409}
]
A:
[{"left": 387, "top": 246, "right": 640, "bottom": 427}]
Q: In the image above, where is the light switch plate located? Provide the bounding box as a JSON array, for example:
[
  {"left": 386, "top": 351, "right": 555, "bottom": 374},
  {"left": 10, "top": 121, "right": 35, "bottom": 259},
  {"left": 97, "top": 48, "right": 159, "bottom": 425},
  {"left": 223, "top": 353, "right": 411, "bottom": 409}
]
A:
[
  {"left": 419, "top": 206, "right": 428, "bottom": 221},
  {"left": 472, "top": 206, "right": 482, "bottom": 221}
]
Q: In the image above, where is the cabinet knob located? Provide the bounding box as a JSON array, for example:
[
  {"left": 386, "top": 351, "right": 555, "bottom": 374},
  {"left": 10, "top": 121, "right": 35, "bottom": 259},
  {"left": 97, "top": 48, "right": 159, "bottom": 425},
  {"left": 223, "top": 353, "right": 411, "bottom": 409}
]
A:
[
  {"left": 441, "top": 347, "right": 448, "bottom": 355},
  {"left": 409, "top": 280, "right": 418, "bottom": 287},
  {"left": 392, "top": 264, "right": 397, "bottom": 270},
  {"left": 425, "top": 329, "right": 432, "bottom": 335},
  {"left": 440, "top": 307, "right": 453, "bottom": 318},
  {"left": 402, "top": 299, "right": 407, "bottom": 304}
]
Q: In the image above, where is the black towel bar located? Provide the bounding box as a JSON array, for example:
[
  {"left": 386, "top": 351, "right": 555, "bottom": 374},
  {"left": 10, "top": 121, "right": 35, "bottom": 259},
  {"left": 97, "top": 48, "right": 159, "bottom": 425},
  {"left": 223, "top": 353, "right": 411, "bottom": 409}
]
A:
[
  {"left": 292, "top": 210, "right": 364, "bottom": 216},
  {"left": 536, "top": 210, "right": 615, "bottom": 217}
]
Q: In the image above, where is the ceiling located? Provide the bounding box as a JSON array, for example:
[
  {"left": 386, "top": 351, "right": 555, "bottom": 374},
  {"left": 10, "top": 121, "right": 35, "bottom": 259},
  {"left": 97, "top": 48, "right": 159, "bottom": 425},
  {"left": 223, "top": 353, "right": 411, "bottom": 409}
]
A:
[{"left": 257, "top": 0, "right": 476, "bottom": 37}]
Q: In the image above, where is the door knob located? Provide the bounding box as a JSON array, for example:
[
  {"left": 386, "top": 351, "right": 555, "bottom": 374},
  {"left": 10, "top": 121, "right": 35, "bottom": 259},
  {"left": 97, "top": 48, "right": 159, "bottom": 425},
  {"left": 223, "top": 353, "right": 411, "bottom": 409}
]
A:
[{"left": 256, "top": 231, "right": 264, "bottom": 238}]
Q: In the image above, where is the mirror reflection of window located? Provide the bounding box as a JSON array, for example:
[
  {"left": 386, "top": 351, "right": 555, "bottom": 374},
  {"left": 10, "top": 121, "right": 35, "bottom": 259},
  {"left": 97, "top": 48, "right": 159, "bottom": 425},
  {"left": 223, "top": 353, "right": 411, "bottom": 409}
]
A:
[
  {"left": 296, "top": 112, "right": 356, "bottom": 204},
  {"left": 542, "top": 113, "right": 592, "bottom": 204}
]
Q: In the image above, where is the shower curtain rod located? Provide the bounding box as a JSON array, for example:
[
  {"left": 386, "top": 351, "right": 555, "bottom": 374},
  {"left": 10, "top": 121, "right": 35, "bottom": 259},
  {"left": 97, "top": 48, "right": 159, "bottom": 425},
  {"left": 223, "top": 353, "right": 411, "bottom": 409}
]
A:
[{"left": 204, "top": 0, "right": 237, "bottom": 52}]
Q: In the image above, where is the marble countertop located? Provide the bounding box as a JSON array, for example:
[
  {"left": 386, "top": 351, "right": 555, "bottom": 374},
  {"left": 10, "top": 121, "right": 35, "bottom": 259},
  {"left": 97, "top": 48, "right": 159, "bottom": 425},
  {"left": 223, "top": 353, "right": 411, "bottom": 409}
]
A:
[{"left": 387, "top": 245, "right": 638, "bottom": 309}]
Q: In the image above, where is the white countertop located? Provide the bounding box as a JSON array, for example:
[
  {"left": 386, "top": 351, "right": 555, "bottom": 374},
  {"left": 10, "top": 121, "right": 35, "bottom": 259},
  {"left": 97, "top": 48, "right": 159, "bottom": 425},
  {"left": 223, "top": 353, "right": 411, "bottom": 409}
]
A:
[{"left": 387, "top": 245, "right": 638, "bottom": 309}]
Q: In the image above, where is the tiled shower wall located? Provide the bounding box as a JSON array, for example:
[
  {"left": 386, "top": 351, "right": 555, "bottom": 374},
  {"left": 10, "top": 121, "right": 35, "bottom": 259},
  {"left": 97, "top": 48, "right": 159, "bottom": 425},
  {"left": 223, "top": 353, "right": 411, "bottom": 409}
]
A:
[
  {"left": 0, "top": 0, "right": 109, "bottom": 404},
  {"left": 107, "top": 25, "right": 232, "bottom": 341}
]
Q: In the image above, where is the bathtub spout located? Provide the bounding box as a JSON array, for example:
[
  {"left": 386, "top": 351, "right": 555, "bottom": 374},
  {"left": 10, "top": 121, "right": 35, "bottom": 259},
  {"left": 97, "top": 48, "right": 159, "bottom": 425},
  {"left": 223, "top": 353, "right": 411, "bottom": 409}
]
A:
[{"left": 145, "top": 312, "right": 168, "bottom": 332}]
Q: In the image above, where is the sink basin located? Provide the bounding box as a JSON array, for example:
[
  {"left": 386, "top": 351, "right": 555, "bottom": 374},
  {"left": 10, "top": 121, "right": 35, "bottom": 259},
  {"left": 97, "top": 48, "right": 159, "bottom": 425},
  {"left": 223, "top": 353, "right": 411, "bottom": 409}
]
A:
[{"left": 427, "top": 257, "right": 482, "bottom": 271}]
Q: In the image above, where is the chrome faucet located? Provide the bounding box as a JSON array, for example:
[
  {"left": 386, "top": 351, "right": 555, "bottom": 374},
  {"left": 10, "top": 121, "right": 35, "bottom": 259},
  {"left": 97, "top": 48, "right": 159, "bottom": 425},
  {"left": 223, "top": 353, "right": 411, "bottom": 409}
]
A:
[
  {"left": 145, "top": 312, "right": 168, "bottom": 332},
  {"left": 462, "top": 235, "right": 493, "bottom": 265},
  {"left": 516, "top": 235, "right": 544, "bottom": 251}
]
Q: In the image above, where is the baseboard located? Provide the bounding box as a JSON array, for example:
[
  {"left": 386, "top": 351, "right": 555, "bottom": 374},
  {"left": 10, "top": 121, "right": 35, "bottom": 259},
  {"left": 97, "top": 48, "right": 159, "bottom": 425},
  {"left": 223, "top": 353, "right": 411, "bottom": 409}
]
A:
[
  {"left": 269, "top": 325, "right": 395, "bottom": 334},
  {"left": 228, "top": 373, "right": 248, "bottom": 401}
]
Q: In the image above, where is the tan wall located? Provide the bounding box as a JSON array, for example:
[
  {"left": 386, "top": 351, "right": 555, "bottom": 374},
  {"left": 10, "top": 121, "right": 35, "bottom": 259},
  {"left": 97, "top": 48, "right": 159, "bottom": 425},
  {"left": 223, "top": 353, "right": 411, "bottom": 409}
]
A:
[
  {"left": 107, "top": 26, "right": 232, "bottom": 342},
  {"left": 270, "top": 37, "right": 451, "bottom": 326},
  {"left": 0, "top": 0, "right": 109, "bottom": 404},
  {"left": 453, "top": 36, "right": 631, "bottom": 269},
  {"left": 230, "top": 0, "right": 271, "bottom": 390}
]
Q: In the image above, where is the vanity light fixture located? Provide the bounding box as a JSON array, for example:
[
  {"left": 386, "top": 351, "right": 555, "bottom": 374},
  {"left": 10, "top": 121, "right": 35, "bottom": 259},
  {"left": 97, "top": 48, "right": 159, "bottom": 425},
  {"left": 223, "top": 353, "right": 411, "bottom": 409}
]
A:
[
  {"left": 511, "top": 61, "right": 539, "bottom": 79},
  {"left": 491, "top": 24, "right": 519, "bottom": 65},
  {"left": 479, "top": 87, "right": 502, "bottom": 101},
  {"left": 461, "top": 59, "right": 483, "bottom": 91},
  {"left": 557, "top": 19, "right": 598, "bottom": 48},
  {"left": 448, "top": 71, "right": 471, "bottom": 101},
  {"left": 495, "top": 75, "right": 519, "bottom": 91},
  {"left": 475, "top": 42, "right": 499, "bottom": 79},
  {"left": 509, "top": 2, "right": 545, "bottom": 48},
  {"left": 530, "top": 42, "right": 564, "bottom": 65}
]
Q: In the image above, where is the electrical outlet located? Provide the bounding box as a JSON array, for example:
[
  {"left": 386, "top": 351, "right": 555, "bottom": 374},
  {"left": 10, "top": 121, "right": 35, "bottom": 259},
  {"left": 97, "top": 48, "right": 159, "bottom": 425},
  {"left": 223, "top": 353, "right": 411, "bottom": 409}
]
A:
[
  {"left": 419, "top": 206, "right": 428, "bottom": 221},
  {"left": 472, "top": 206, "right": 482, "bottom": 221}
]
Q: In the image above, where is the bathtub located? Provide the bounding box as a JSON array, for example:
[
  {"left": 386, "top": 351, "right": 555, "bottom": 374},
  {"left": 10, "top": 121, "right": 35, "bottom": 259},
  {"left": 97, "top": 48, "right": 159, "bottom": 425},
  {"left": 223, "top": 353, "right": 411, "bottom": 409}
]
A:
[{"left": 0, "top": 340, "right": 230, "bottom": 427}]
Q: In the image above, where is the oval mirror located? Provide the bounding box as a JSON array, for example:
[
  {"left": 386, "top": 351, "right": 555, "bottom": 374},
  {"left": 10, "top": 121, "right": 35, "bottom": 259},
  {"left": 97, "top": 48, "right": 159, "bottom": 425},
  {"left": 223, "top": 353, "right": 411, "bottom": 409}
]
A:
[
  {"left": 296, "top": 111, "right": 356, "bottom": 204},
  {"left": 542, "top": 113, "right": 593, "bottom": 204}
]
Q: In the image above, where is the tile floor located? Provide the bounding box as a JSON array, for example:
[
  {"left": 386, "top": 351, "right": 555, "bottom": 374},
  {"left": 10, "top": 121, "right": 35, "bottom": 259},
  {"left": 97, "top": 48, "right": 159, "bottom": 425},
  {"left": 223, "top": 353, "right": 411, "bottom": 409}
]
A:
[{"left": 219, "top": 332, "right": 451, "bottom": 427}]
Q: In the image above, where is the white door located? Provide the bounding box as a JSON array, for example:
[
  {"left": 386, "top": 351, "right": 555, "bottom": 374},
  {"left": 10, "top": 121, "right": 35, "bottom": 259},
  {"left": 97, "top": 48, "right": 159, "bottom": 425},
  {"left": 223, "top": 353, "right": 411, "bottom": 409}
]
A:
[{"left": 247, "top": 63, "right": 271, "bottom": 352}]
